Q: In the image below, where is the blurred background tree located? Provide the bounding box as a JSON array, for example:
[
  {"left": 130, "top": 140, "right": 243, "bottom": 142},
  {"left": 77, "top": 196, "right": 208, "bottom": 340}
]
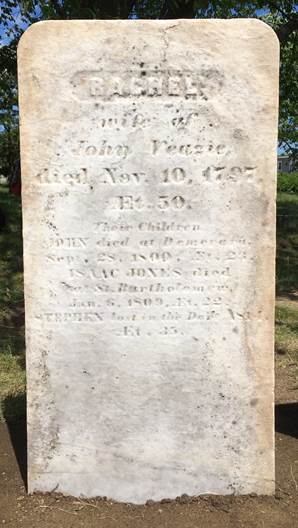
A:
[{"left": 0, "top": 0, "right": 297, "bottom": 178}]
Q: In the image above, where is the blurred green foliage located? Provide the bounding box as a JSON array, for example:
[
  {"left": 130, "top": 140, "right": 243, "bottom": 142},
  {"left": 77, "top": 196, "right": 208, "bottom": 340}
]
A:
[{"left": 277, "top": 172, "right": 298, "bottom": 193}]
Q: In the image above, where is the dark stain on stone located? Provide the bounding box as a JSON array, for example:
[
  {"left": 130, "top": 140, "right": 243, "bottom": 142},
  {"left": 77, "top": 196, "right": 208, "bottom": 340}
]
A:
[{"left": 233, "top": 128, "right": 247, "bottom": 140}]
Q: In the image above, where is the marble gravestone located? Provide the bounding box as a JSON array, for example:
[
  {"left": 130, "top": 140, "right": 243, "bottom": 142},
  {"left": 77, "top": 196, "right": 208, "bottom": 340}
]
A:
[{"left": 18, "top": 20, "right": 279, "bottom": 503}]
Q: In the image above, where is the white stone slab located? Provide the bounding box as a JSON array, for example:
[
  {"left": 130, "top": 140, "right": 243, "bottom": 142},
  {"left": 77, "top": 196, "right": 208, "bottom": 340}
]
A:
[{"left": 18, "top": 19, "right": 279, "bottom": 503}]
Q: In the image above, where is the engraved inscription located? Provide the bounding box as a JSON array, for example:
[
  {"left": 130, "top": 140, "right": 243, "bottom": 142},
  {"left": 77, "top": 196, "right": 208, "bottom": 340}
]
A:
[
  {"left": 72, "top": 140, "right": 129, "bottom": 158},
  {"left": 71, "top": 68, "right": 224, "bottom": 100},
  {"left": 36, "top": 167, "right": 88, "bottom": 185}
]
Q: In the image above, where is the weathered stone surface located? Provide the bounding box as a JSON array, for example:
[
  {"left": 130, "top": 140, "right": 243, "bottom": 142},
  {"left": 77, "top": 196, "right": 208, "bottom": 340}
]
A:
[{"left": 18, "top": 19, "right": 279, "bottom": 503}]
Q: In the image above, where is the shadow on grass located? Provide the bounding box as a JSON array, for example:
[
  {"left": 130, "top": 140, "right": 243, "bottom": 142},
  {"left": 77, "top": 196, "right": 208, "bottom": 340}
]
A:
[
  {"left": 275, "top": 402, "right": 298, "bottom": 440},
  {"left": 2, "top": 394, "right": 27, "bottom": 489}
]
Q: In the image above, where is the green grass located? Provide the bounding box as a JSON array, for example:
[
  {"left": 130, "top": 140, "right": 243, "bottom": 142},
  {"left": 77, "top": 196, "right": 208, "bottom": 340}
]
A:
[
  {"left": 0, "top": 186, "right": 297, "bottom": 422},
  {"left": 0, "top": 186, "right": 26, "bottom": 421},
  {"left": 274, "top": 191, "right": 297, "bottom": 371},
  {"left": 277, "top": 190, "right": 298, "bottom": 214},
  {"left": 276, "top": 192, "right": 298, "bottom": 295},
  {"left": 275, "top": 302, "right": 298, "bottom": 391},
  {"left": 0, "top": 350, "right": 26, "bottom": 421},
  {"left": 275, "top": 304, "right": 298, "bottom": 357}
]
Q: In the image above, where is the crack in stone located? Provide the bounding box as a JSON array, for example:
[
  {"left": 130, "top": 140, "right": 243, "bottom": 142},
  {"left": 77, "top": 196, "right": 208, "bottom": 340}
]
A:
[{"left": 162, "top": 23, "right": 179, "bottom": 64}]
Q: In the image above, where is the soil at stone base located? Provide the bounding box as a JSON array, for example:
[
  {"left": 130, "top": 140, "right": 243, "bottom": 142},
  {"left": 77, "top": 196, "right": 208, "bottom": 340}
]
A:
[{"left": 0, "top": 363, "right": 297, "bottom": 528}]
